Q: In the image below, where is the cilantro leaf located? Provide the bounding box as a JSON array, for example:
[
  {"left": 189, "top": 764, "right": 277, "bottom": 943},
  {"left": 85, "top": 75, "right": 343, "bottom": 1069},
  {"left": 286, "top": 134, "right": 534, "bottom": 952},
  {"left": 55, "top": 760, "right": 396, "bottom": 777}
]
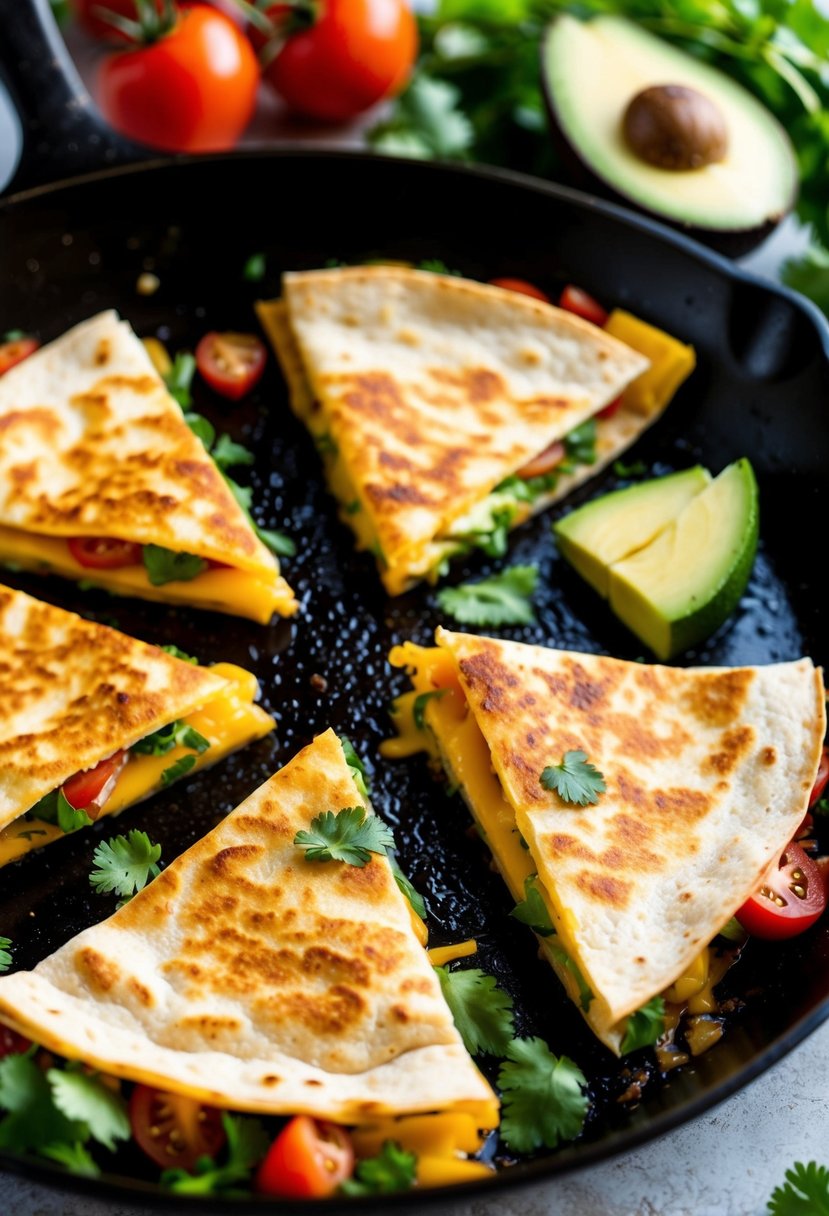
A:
[
  {"left": 255, "top": 525, "right": 296, "bottom": 557},
  {"left": 2, "top": 329, "right": 26, "bottom": 342},
  {"left": 813, "top": 797, "right": 829, "bottom": 818},
  {"left": 543, "top": 938, "right": 594, "bottom": 1013},
  {"left": 162, "top": 1114, "right": 269, "bottom": 1195},
  {"left": 163, "top": 352, "right": 196, "bottom": 409},
  {"left": 388, "top": 854, "right": 427, "bottom": 920},
  {"left": 89, "top": 830, "right": 162, "bottom": 902},
  {"left": 413, "top": 689, "right": 446, "bottom": 730},
  {"left": 160, "top": 754, "right": 198, "bottom": 787},
  {"left": 31, "top": 788, "right": 93, "bottom": 834},
  {"left": 48, "top": 1069, "right": 130, "bottom": 1151},
  {"left": 340, "top": 736, "right": 370, "bottom": 797},
  {"left": 368, "top": 76, "right": 474, "bottom": 160},
  {"left": 223, "top": 472, "right": 253, "bottom": 512},
  {"left": 620, "top": 997, "right": 665, "bottom": 1055},
  {"left": 435, "top": 966, "right": 515, "bottom": 1056},
  {"left": 0, "top": 938, "right": 12, "bottom": 973},
  {"left": 0, "top": 1054, "right": 83, "bottom": 1153},
  {"left": 436, "top": 565, "right": 538, "bottom": 627},
  {"left": 511, "top": 875, "right": 554, "bottom": 936},
  {"left": 540, "top": 750, "right": 606, "bottom": 806},
  {"left": 160, "top": 643, "right": 198, "bottom": 664},
  {"left": 498, "top": 1037, "right": 589, "bottom": 1153},
  {"left": 769, "top": 1161, "right": 829, "bottom": 1216},
  {"left": 417, "top": 259, "right": 462, "bottom": 276},
  {"left": 564, "top": 419, "right": 598, "bottom": 466},
  {"left": 183, "top": 412, "right": 215, "bottom": 449},
  {"left": 243, "top": 252, "right": 267, "bottom": 282},
  {"left": 295, "top": 806, "right": 395, "bottom": 867},
  {"left": 613, "top": 458, "right": 647, "bottom": 479},
  {"left": 212, "top": 433, "right": 254, "bottom": 471},
  {"left": 132, "top": 720, "right": 210, "bottom": 757},
  {"left": 41, "top": 1140, "right": 100, "bottom": 1177},
  {"left": 340, "top": 1140, "right": 417, "bottom": 1196},
  {"left": 142, "top": 545, "right": 207, "bottom": 587}
]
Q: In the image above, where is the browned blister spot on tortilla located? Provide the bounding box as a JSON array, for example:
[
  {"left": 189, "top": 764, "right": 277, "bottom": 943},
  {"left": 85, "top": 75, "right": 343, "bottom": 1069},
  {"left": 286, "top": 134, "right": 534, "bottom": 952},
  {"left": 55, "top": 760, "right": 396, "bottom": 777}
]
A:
[
  {"left": 760, "top": 746, "right": 777, "bottom": 766},
  {"left": 576, "top": 871, "right": 632, "bottom": 908},
  {"left": 682, "top": 670, "right": 755, "bottom": 727},
  {"left": 127, "top": 978, "right": 154, "bottom": 1008},
  {"left": 703, "top": 725, "right": 755, "bottom": 776},
  {"left": 75, "top": 948, "right": 120, "bottom": 994},
  {"left": 0, "top": 407, "right": 60, "bottom": 438}
]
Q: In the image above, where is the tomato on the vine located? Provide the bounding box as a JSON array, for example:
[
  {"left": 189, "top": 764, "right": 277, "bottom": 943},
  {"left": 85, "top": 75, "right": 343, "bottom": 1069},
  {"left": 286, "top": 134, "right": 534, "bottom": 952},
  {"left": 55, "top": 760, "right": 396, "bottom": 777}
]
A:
[
  {"left": 736, "top": 842, "right": 827, "bottom": 940},
  {"left": 195, "top": 332, "right": 266, "bottom": 400},
  {"left": 130, "top": 1085, "right": 226, "bottom": 1171},
  {"left": 62, "top": 751, "right": 128, "bottom": 817},
  {"left": 256, "top": 1116, "right": 355, "bottom": 1198},
  {"left": 98, "top": 5, "right": 259, "bottom": 153},
  {"left": 0, "top": 337, "right": 38, "bottom": 376},
  {"left": 67, "top": 537, "right": 143, "bottom": 570},
  {"left": 256, "top": 0, "right": 417, "bottom": 122}
]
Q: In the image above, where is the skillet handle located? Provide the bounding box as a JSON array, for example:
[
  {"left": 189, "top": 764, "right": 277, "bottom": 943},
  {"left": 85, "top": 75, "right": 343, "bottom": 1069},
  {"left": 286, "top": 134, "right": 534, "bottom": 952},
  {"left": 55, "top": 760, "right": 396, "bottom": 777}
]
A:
[{"left": 0, "top": 0, "right": 150, "bottom": 196}]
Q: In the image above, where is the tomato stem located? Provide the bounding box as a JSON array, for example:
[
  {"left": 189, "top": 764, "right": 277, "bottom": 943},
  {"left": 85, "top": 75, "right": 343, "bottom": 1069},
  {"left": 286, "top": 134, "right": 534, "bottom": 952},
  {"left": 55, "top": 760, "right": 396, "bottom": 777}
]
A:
[{"left": 93, "top": 0, "right": 178, "bottom": 46}]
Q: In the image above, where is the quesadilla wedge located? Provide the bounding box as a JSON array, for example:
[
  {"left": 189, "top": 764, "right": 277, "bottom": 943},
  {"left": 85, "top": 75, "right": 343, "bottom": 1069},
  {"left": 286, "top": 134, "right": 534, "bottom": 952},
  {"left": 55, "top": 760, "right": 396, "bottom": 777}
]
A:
[
  {"left": 0, "top": 729, "right": 499, "bottom": 1147},
  {"left": 0, "top": 312, "right": 296, "bottom": 622},
  {"left": 384, "top": 630, "right": 826, "bottom": 1054},
  {"left": 0, "top": 583, "right": 274, "bottom": 868},
  {"left": 257, "top": 266, "right": 692, "bottom": 595}
]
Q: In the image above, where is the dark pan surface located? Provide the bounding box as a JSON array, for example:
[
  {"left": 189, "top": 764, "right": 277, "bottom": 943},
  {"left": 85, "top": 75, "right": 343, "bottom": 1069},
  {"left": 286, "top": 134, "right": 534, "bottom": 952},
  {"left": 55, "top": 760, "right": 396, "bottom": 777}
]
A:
[{"left": 1, "top": 151, "right": 829, "bottom": 1210}]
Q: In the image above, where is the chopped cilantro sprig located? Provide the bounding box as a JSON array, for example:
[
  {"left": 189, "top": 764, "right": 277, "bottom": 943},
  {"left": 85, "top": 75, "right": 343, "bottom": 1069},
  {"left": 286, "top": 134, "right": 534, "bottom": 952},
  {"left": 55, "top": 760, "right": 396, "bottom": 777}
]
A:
[
  {"left": 768, "top": 1161, "right": 829, "bottom": 1215},
  {"left": 89, "top": 830, "right": 162, "bottom": 904},
  {"left": 435, "top": 966, "right": 515, "bottom": 1056},
  {"left": 540, "top": 750, "right": 606, "bottom": 806},
  {"left": 620, "top": 997, "right": 665, "bottom": 1054},
  {"left": 295, "top": 807, "right": 396, "bottom": 867},
  {"left": 436, "top": 565, "right": 538, "bottom": 627},
  {"left": 340, "top": 1140, "right": 417, "bottom": 1196},
  {"left": 162, "top": 1114, "right": 269, "bottom": 1196},
  {"left": 0, "top": 938, "right": 11, "bottom": 974},
  {"left": 498, "top": 1037, "right": 589, "bottom": 1153}
]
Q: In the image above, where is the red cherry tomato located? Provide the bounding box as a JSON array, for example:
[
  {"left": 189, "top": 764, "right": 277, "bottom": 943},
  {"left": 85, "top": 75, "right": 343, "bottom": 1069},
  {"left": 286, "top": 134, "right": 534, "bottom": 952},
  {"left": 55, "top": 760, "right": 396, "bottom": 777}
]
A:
[
  {"left": 195, "top": 332, "right": 266, "bottom": 400},
  {"left": 736, "top": 842, "right": 827, "bottom": 940},
  {"left": 0, "top": 1027, "right": 32, "bottom": 1057},
  {"left": 70, "top": 0, "right": 162, "bottom": 41},
  {"left": 810, "top": 747, "right": 829, "bottom": 807},
  {"left": 67, "top": 537, "right": 143, "bottom": 569},
  {"left": 516, "top": 440, "right": 566, "bottom": 480},
  {"left": 256, "top": 1116, "right": 355, "bottom": 1198},
  {"left": 62, "top": 751, "right": 127, "bottom": 817},
  {"left": 559, "top": 285, "right": 609, "bottom": 327},
  {"left": 130, "top": 1084, "right": 226, "bottom": 1172},
  {"left": 98, "top": 5, "right": 259, "bottom": 153},
  {"left": 488, "top": 277, "right": 551, "bottom": 303},
  {"left": 0, "top": 337, "right": 39, "bottom": 375},
  {"left": 257, "top": 0, "right": 417, "bottom": 122},
  {"left": 597, "top": 395, "right": 623, "bottom": 420}
]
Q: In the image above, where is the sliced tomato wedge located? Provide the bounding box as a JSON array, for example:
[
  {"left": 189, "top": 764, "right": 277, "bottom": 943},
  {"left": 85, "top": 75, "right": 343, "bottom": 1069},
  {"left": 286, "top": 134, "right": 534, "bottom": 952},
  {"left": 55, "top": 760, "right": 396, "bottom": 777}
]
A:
[
  {"left": 488, "top": 277, "right": 551, "bottom": 303},
  {"left": 515, "top": 439, "right": 566, "bottom": 480},
  {"left": 195, "top": 331, "right": 266, "bottom": 400},
  {"left": 256, "top": 1116, "right": 355, "bottom": 1198},
  {"left": 67, "top": 537, "right": 143, "bottom": 570},
  {"left": 62, "top": 750, "right": 127, "bottom": 819},
  {"left": 130, "top": 1084, "right": 226, "bottom": 1172},
  {"left": 736, "top": 842, "right": 827, "bottom": 940},
  {"left": 559, "top": 284, "right": 609, "bottom": 327},
  {"left": 597, "top": 395, "right": 623, "bottom": 420},
  {"left": 0, "top": 337, "right": 38, "bottom": 375},
  {"left": 810, "top": 746, "right": 829, "bottom": 807},
  {"left": 0, "top": 1026, "right": 31, "bottom": 1058}
]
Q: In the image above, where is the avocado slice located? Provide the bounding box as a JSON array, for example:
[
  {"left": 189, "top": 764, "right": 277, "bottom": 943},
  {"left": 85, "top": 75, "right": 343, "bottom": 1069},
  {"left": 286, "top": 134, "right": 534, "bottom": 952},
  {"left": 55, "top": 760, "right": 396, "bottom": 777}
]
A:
[
  {"left": 554, "top": 466, "right": 710, "bottom": 598},
  {"left": 608, "top": 459, "right": 759, "bottom": 660},
  {"left": 542, "top": 15, "right": 797, "bottom": 251}
]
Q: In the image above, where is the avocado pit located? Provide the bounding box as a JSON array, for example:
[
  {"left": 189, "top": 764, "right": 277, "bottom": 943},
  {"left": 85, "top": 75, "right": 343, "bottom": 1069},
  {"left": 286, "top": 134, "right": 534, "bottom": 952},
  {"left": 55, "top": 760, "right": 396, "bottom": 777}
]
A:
[{"left": 623, "top": 84, "right": 729, "bottom": 171}]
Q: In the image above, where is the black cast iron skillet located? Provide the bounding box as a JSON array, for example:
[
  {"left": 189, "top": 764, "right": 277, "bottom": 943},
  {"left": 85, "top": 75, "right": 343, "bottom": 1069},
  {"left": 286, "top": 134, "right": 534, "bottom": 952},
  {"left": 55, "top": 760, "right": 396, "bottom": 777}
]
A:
[{"left": 2, "top": 2, "right": 829, "bottom": 1209}]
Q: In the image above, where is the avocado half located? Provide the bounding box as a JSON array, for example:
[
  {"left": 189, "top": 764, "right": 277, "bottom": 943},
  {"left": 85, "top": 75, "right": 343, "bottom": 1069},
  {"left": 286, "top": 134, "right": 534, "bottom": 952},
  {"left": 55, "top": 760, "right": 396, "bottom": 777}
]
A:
[{"left": 541, "top": 15, "right": 798, "bottom": 255}]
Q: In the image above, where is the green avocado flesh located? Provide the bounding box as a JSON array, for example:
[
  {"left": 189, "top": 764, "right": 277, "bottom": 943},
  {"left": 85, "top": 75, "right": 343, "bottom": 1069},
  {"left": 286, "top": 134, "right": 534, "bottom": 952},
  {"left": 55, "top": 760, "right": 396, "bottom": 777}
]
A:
[
  {"left": 553, "top": 466, "right": 711, "bottom": 598},
  {"left": 543, "top": 15, "right": 797, "bottom": 232},
  {"left": 608, "top": 459, "right": 759, "bottom": 659}
]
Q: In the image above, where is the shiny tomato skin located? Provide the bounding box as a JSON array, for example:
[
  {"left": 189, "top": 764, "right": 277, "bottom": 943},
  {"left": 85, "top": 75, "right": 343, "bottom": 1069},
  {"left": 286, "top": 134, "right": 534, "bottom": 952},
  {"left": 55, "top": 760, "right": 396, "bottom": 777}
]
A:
[
  {"left": 0, "top": 1027, "right": 31, "bottom": 1057},
  {"left": 516, "top": 440, "right": 566, "bottom": 480},
  {"left": 62, "top": 751, "right": 127, "bottom": 814},
  {"left": 195, "top": 332, "right": 266, "bottom": 400},
  {"left": 488, "top": 277, "right": 551, "bottom": 303},
  {"left": 67, "top": 537, "right": 143, "bottom": 569},
  {"left": 98, "top": 6, "right": 259, "bottom": 153},
  {"left": 597, "top": 395, "right": 623, "bottom": 420},
  {"left": 736, "top": 842, "right": 827, "bottom": 940},
  {"left": 0, "top": 337, "right": 38, "bottom": 375},
  {"left": 261, "top": 0, "right": 417, "bottom": 122},
  {"left": 256, "top": 1116, "right": 355, "bottom": 1198},
  {"left": 130, "top": 1085, "right": 226, "bottom": 1172},
  {"left": 559, "top": 285, "right": 609, "bottom": 327},
  {"left": 810, "top": 747, "right": 829, "bottom": 807}
]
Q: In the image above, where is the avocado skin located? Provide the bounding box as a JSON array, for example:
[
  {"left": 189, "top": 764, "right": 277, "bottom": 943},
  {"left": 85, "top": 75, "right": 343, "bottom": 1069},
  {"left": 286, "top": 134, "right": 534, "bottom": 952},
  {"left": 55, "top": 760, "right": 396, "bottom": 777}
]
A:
[{"left": 540, "top": 21, "right": 795, "bottom": 258}]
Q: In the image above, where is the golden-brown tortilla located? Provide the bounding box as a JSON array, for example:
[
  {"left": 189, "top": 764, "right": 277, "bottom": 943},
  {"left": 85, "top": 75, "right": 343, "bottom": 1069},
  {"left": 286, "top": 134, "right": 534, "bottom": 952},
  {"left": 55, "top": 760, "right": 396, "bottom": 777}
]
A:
[
  {"left": 0, "top": 729, "right": 498, "bottom": 1125},
  {"left": 435, "top": 630, "right": 825, "bottom": 1035}
]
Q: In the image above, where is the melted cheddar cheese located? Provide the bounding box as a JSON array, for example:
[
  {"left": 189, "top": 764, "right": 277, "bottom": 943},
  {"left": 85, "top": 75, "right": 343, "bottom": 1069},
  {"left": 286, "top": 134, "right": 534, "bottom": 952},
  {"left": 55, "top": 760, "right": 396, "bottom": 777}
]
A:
[
  {"left": 0, "top": 663, "right": 275, "bottom": 868},
  {"left": 0, "top": 527, "right": 296, "bottom": 623}
]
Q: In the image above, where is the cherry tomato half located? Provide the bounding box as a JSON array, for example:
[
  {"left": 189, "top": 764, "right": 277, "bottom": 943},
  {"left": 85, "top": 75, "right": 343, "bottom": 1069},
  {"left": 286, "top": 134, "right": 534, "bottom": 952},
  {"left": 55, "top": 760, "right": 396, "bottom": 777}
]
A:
[
  {"left": 67, "top": 537, "right": 143, "bottom": 569},
  {"left": 130, "top": 1084, "right": 226, "bottom": 1172},
  {"left": 0, "top": 337, "right": 39, "bottom": 375},
  {"left": 195, "top": 332, "right": 266, "bottom": 400},
  {"left": 515, "top": 440, "right": 566, "bottom": 480},
  {"left": 488, "top": 277, "right": 551, "bottom": 303},
  {"left": 736, "top": 842, "right": 827, "bottom": 940},
  {"left": 256, "top": 1116, "right": 355, "bottom": 1198},
  {"left": 258, "top": 0, "right": 417, "bottom": 122},
  {"left": 62, "top": 751, "right": 127, "bottom": 817},
  {"left": 559, "top": 285, "right": 609, "bottom": 328},
  {"left": 810, "top": 747, "right": 829, "bottom": 807},
  {"left": 0, "top": 1027, "right": 32, "bottom": 1057},
  {"left": 98, "top": 6, "right": 259, "bottom": 153}
]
